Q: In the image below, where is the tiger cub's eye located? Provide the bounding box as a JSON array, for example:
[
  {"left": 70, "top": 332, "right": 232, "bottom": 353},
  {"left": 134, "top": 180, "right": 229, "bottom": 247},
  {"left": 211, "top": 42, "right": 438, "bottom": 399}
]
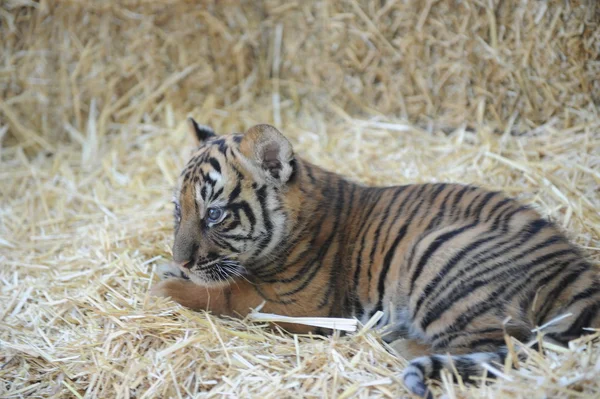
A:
[{"left": 206, "top": 207, "right": 225, "bottom": 224}]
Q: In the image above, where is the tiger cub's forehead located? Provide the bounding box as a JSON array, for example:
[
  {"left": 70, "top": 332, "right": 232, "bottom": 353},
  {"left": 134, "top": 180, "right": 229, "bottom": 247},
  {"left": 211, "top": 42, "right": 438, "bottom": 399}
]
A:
[{"left": 177, "top": 134, "right": 245, "bottom": 196}]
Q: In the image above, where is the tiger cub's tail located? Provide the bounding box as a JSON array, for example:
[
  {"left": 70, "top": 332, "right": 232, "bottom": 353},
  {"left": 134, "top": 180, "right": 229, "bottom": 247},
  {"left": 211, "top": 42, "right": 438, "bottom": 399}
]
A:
[{"left": 401, "top": 348, "right": 509, "bottom": 399}]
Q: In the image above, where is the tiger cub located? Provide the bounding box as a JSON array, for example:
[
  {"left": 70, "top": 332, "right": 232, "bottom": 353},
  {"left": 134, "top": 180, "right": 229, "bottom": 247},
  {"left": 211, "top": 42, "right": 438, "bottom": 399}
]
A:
[{"left": 151, "top": 120, "right": 600, "bottom": 398}]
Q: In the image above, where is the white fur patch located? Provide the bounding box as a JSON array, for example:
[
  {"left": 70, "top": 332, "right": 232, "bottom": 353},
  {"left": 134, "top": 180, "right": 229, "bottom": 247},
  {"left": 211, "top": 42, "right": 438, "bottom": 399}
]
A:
[
  {"left": 209, "top": 171, "right": 222, "bottom": 183},
  {"left": 466, "top": 352, "right": 498, "bottom": 363},
  {"left": 157, "top": 263, "right": 185, "bottom": 280}
]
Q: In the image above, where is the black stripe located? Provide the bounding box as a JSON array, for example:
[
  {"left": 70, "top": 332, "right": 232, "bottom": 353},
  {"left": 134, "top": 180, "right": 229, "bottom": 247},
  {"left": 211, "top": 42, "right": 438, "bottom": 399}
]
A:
[
  {"left": 319, "top": 275, "right": 335, "bottom": 309},
  {"left": 208, "top": 157, "right": 221, "bottom": 173},
  {"left": 201, "top": 170, "right": 217, "bottom": 187},
  {"left": 373, "top": 224, "right": 408, "bottom": 315},
  {"left": 212, "top": 236, "right": 239, "bottom": 253},
  {"left": 476, "top": 218, "right": 552, "bottom": 268},
  {"left": 257, "top": 172, "right": 334, "bottom": 278},
  {"left": 225, "top": 201, "right": 257, "bottom": 236},
  {"left": 369, "top": 187, "right": 408, "bottom": 259},
  {"left": 426, "top": 245, "right": 569, "bottom": 330},
  {"left": 416, "top": 183, "right": 448, "bottom": 227},
  {"left": 354, "top": 191, "right": 383, "bottom": 292},
  {"left": 280, "top": 179, "right": 346, "bottom": 297},
  {"left": 319, "top": 180, "right": 349, "bottom": 308},
  {"left": 287, "top": 159, "right": 298, "bottom": 183},
  {"left": 413, "top": 214, "right": 549, "bottom": 318},
  {"left": 366, "top": 186, "right": 409, "bottom": 285},
  {"left": 472, "top": 191, "right": 498, "bottom": 219},
  {"left": 232, "top": 166, "right": 244, "bottom": 180},
  {"left": 408, "top": 222, "right": 479, "bottom": 296},
  {"left": 564, "top": 280, "right": 600, "bottom": 308},
  {"left": 412, "top": 362, "right": 426, "bottom": 375},
  {"left": 279, "top": 259, "right": 328, "bottom": 295},
  {"left": 422, "top": 216, "right": 553, "bottom": 312},
  {"left": 304, "top": 180, "right": 345, "bottom": 300},
  {"left": 424, "top": 185, "right": 456, "bottom": 231},
  {"left": 463, "top": 192, "right": 483, "bottom": 218},
  {"left": 209, "top": 187, "right": 223, "bottom": 202},
  {"left": 332, "top": 183, "right": 358, "bottom": 316},
  {"left": 421, "top": 246, "right": 575, "bottom": 331},
  {"left": 483, "top": 197, "right": 512, "bottom": 223},
  {"left": 352, "top": 188, "right": 387, "bottom": 315},
  {"left": 371, "top": 185, "right": 429, "bottom": 316},
  {"left": 452, "top": 356, "right": 477, "bottom": 376},
  {"left": 412, "top": 229, "right": 501, "bottom": 317},
  {"left": 221, "top": 216, "right": 240, "bottom": 233},
  {"left": 381, "top": 185, "right": 413, "bottom": 244},
  {"left": 251, "top": 186, "right": 273, "bottom": 259},
  {"left": 537, "top": 262, "right": 591, "bottom": 323},
  {"left": 431, "top": 327, "right": 503, "bottom": 349},
  {"left": 449, "top": 185, "right": 473, "bottom": 220},
  {"left": 553, "top": 304, "right": 599, "bottom": 341},
  {"left": 384, "top": 185, "right": 428, "bottom": 257},
  {"left": 430, "top": 356, "right": 443, "bottom": 378},
  {"left": 238, "top": 200, "right": 257, "bottom": 231},
  {"left": 221, "top": 233, "right": 253, "bottom": 241},
  {"left": 431, "top": 255, "right": 577, "bottom": 343},
  {"left": 257, "top": 175, "right": 334, "bottom": 280},
  {"left": 228, "top": 182, "right": 242, "bottom": 203},
  {"left": 211, "top": 138, "right": 228, "bottom": 155},
  {"left": 303, "top": 163, "right": 317, "bottom": 184},
  {"left": 255, "top": 195, "right": 332, "bottom": 280}
]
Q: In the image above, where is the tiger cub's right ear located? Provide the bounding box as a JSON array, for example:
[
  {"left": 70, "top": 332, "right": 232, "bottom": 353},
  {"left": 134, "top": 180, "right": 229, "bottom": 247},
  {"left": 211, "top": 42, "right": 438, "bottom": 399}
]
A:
[
  {"left": 239, "top": 124, "right": 294, "bottom": 186},
  {"left": 187, "top": 117, "right": 215, "bottom": 146}
]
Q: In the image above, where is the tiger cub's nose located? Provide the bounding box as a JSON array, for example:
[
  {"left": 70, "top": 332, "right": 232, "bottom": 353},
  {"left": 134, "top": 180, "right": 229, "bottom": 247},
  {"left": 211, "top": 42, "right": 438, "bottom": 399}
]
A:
[{"left": 179, "top": 260, "right": 193, "bottom": 269}]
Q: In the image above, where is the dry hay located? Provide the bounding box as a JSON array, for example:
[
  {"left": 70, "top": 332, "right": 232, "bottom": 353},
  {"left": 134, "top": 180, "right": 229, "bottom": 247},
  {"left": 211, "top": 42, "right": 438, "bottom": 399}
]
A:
[{"left": 1, "top": 0, "right": 599, "bottom": 398}]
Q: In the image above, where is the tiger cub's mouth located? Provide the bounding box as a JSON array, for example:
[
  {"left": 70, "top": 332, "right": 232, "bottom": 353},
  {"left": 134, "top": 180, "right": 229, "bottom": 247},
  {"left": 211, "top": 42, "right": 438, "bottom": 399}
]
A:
[{"left": 181, "top": 257, "right": 247, "bottom": 287}]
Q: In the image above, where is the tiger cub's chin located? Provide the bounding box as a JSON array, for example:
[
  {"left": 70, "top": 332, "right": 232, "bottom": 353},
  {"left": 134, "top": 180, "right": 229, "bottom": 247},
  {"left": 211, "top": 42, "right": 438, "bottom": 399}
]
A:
[
  {"left": 151, "top": 120, "right": 600, "bottom": 399},
  {"left": 156, "top": 263, "right": 189, "bottom": 281}
]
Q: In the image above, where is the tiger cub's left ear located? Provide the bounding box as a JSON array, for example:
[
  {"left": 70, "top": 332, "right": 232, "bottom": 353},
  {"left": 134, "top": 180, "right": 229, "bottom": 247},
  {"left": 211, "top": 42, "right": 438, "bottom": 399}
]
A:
[
  {"left": 187, "top": 117, "right": 215, "bottom": 145},
  {"left": 240, "top": 124, "right": 294, "bottom": 185}
]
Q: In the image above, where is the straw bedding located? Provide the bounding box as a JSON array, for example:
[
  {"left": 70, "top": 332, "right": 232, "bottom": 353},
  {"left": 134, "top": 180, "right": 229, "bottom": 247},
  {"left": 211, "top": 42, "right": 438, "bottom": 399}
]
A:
[{"left": 1, "top": 1, "right": 599, "bottom": 398}]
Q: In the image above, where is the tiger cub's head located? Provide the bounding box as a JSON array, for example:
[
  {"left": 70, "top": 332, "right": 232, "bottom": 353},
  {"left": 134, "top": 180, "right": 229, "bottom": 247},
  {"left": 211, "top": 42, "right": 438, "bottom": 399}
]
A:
[{"left": 171, "top": 118, "right": 297, "bottom": 287}]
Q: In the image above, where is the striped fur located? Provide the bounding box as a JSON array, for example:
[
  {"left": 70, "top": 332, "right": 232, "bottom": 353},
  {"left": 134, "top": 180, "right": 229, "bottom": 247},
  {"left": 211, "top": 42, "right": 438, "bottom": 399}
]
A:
[{"left": 151, "top": 122, "right": 600, "bottom": 398}]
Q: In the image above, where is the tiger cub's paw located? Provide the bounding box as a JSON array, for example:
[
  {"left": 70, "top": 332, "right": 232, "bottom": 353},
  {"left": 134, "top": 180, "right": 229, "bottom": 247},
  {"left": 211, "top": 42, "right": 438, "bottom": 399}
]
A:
[
  {"left": 156, "top": 263, "right": 190, "bottom": 281},
  {"left": 149, "top": 278, "right": 208, "bottom": 310}
]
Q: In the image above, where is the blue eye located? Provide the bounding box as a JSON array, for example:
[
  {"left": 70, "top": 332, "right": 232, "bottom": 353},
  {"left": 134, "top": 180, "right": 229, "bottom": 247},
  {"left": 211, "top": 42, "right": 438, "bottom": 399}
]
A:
[{"left": 206, "top": 207, "right": 225, "bottom": 224}]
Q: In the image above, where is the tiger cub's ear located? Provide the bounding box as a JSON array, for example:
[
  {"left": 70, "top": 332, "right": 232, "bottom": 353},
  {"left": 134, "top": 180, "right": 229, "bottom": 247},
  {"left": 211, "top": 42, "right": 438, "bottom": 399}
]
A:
[
  {"left": 240, "top": 124, "right": 294, "bottom": 185},
  {"left": 187, "top": 117, "right": 216, "bottom": 145}
]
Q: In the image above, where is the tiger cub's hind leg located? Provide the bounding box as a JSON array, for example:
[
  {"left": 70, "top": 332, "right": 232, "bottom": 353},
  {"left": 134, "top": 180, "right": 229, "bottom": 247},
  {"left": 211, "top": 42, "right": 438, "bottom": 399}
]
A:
[
  {"left": 397, "top": 318, "right": 520, "bottom": 398},
  {"left": 526, "top": 262, "right": 600, "bottom": 344},
  {"left": 401, "top": 347, "right": 511, "bottom": 399}
]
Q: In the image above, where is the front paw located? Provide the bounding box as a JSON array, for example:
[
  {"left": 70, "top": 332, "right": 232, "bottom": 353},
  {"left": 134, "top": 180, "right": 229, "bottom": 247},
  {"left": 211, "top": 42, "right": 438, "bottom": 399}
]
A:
[
  {"left": 150, "top": 279, "right": 177, "bottom": 299},
  {"left": 156, "top": 263, "right": 189, "bottom": 281},
  {"left": 149, "top": 279, "right": 211, "bottom": 311}
]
